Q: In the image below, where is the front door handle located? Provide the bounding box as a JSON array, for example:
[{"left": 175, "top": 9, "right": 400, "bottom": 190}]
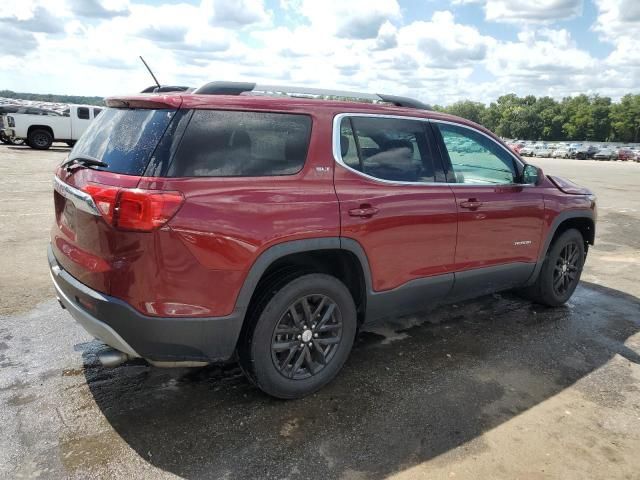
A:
[
  {"left": 460, "top": 199, "right": 483, "bottom": 210},
  {"left": 348, "top": 204, "right": 379, "bottom": 218}
]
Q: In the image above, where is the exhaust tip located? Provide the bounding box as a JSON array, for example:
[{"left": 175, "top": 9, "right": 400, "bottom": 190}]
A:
[{"left": 97, "top": 349, "right": 129, "bottom": 368}]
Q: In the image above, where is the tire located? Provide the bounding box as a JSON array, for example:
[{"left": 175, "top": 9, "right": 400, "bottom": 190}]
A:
[
  {"left": 27, "top": 129, "right": 53, "bottom": 150},
  {"left": 238, "top": 273, "right": 357, "bottom": 399},
  {"left": 525, "top": 229, "right": 585, "bottom": 307}
]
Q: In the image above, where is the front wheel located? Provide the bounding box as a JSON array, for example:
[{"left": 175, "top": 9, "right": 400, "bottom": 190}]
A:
[
  {"left": 526, "top": 229, "right": 585, "bottom": 306},
  {"left": 239, "top": 273, "right": 357, "bottom": 399}
]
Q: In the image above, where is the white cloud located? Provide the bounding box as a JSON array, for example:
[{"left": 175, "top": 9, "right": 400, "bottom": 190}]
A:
[
  {"left": 297, "top": 0, "right": 401, "bottom": 39},
  {"left": 0, "top": 0, "right": 636, "bottom": 105},
  {"left": 591, "top": 0, "right": 640, "bottom": 92},
  {"left": 398, "top": 11, "right": 495, "bottom": 68},
  {"left": 455, "top": 0, "right": 583, "bottom": 23},
  {"left": 206, "top": 0, "right": 270, "bottom": 27}
]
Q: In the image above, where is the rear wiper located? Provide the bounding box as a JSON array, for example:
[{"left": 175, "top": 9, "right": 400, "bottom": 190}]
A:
[{"left": 61, "top": 155, "right": 108, "bottom": 171}]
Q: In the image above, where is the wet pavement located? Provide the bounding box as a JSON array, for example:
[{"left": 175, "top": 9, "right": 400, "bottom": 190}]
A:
[{"left": 1, "top": 146, "right": 639, "bottom": 479}]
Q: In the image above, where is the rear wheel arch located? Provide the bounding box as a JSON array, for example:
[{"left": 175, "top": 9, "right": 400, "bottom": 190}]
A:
[
  {"left": 236, "top": 238, "right": 371, "bottom": 325},
  {"left": 27, "top": 124, "right": 54, "bottom": 138}
]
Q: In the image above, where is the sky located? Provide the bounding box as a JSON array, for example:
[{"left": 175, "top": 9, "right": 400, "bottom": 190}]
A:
[{"left": 0, "top": 0, "right": 638, "bottom": 105}]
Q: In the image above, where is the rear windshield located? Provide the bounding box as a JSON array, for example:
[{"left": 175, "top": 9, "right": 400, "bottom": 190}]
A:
[
  {"left": 167, "top": 110, "right": 312, "bottom": 177},
  {"left": 70, "top": 108, "right": 174, "bottom": 175}
]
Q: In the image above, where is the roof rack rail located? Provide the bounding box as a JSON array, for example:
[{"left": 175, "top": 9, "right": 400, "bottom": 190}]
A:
[{"left": 192, "top": 81, "right": 431, "bottom": 110}]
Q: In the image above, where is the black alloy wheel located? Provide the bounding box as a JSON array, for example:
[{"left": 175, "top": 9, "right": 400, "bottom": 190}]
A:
[
  {"left": 520, "top": 228, "right": 585, "bottom": 307},
  {"left": 271, "top": 294, "right": 343, "bottom": 380},
  {"left": 239, "top": 273, "right": 357, "bottom": 399},
  {"left": 552, "top": 241, "right": 581, "bottom": 297}
]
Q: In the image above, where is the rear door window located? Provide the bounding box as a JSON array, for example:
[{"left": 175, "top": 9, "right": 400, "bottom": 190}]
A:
[
  {"left": 77, "top": 107, "right": 90, "bottom": 120},
  {"left": 167, "top": 110, "right": 312, "bottom": 177},
  {"left": 338, "top": 116, "right": 437, "bottom": 183}
]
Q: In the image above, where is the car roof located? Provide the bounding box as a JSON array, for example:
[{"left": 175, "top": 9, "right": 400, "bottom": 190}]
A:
[{"left": 105, "top": 92, "right": 498, "bottom": 139}]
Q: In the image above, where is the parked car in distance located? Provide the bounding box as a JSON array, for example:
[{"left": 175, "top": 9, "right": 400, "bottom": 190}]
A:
[
  {"left": 49, "top": 82, "right": 597, "bottom": 399},
  {"left": 534, "top": 145, "right": 554, "bottom": 157},
  {"left": 508, "top": 142, "right": 525, "bottom": 154},
  {"left": 617, "top": 148, "right": 634, "bottom": 161},
  {"left": 2, "top": 104, "right": 103, "bottom": 149},
  {"left": 519, "top": 145, "right": 540, "bottom": 156},
  {"left": 574, "top": 145, "right": 597, "bottom": 159},
  {"left": 593, "top": 148, "right": 617, "bottom": 160},
  {"left": 551, "top": 146, "right": 572, "bottom": 158}
]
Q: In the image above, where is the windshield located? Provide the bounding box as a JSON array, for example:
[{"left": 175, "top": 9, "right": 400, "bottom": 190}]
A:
[{"left": 69, "top": 108, "right": 175, "bottom": 175}]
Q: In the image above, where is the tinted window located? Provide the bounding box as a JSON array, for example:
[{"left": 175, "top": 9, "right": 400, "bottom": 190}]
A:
[
  {"left": 168, "top": 110, "right": 311, "bottom": 177},
  {"left": 436, "top": 123, "right": 516, "bottom": 185},
  {"left": 93, "top": 108, "right": 102, "bottom": 117},
  {"left": 69, "top": 108, "right": 174, "bottom": 175},
  {"left": 77, "top": 107, "right": 90, "bottom": 120},
  {"left": 339, "top": 116, "right": 435, "bottom": 183}
]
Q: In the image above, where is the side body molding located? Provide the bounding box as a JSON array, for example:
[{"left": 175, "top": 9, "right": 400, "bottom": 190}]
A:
[{"left": 233, "top": 208, "right": 594, "bottom": 330}]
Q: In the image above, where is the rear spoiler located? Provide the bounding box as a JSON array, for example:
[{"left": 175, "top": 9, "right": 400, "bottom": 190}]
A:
[{"left": 105, "top": 94, "right": 184, "bottom": 109}]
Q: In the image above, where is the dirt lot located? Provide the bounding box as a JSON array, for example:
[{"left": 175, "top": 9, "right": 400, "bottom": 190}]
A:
[{"left": 0, "top": 144, "right": 639, "bottom": 479}]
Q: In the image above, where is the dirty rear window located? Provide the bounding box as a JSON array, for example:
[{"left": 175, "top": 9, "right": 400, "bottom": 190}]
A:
[{"left": 69, "top": 108, "right": 174, "bottom": 175}]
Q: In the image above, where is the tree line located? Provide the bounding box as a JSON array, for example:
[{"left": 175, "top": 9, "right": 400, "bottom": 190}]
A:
[
  {"left": 433, "top": 93, "right": 640, "bottom": 143},
  {"left": 2, "top": 88, "right": 639, "bottom": 143},
  {"left": 0, "top": 90, "right": 104, "bottom": 107}
]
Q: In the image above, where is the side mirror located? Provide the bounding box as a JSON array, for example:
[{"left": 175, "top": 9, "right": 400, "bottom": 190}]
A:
[{"left": 522, "top": 164, "right": 543, "bottom": 185}]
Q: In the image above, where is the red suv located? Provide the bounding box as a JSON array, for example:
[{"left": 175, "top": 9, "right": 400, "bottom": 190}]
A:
[{"left": 49, "top": 82, "right": 596, "bottom": 398}]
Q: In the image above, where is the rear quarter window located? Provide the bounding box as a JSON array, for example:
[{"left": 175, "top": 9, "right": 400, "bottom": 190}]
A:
[{"left": 167, "top": 110, "right": 312, "bottom": 177}]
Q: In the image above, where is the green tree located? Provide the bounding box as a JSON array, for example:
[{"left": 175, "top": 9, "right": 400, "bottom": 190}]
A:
[
  {"left": 610, "top": 94, "right": 640, "bottom": 143},
  {"left": 444, "top": 100, "right": 486, "bottom": 124}
]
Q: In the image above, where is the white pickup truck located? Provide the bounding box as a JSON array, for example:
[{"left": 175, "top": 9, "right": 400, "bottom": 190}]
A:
[{"left": 1, "top": 104, "right": 103, "bottom": 150}]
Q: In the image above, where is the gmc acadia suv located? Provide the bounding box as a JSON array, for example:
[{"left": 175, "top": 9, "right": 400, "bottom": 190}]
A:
[{"left": 49, "top": 82, "right": 596, "bottom": 399}]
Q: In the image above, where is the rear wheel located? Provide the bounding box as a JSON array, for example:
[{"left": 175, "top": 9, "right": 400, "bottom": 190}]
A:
[
  {"left": 525, "top": 229, "right": 585, "bottom": 306},
  {"left": 238, "top": 273, "right": 357, "bottom": 399},
  {"left": 27, "top": 129, "right": 53, "bottom": 150}
]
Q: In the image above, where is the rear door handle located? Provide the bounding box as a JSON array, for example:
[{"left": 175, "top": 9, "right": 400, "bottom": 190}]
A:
[
  {"left": 460, "top": 199, "right": 483, "bottom": 210},
  {"left": 348, "top": 205, "right": 379, "bottom": 218}
]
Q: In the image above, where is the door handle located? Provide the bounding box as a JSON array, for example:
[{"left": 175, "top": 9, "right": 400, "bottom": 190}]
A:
[
  {"left": 460, "top": 199, "right": 483, "bottom": 210},
  {"left": 348, "top": 205, "right": 379, "bottom": 218}
]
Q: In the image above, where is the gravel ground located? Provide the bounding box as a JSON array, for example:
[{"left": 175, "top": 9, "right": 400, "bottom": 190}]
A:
[{"left": 0, "top": 144, "right": 639, "bottom": 479}]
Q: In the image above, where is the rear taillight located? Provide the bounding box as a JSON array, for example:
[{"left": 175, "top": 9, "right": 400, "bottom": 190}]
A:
[
  {"left": 117, "top": 189, "right": 185, "bottom": 231},
  {"left": 83, "top": 184, "right": 118, "bottom": 224},
  {"left": 82, "top": 183, "right": 184, "bottom": 232}
]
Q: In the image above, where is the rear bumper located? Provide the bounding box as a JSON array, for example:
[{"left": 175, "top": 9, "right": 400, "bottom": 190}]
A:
[{"left": 48, "top": 245, "right": 243, "bottom": 362}]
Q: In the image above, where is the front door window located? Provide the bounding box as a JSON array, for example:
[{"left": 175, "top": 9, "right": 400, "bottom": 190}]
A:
[{"left": 436, "top": 123, "right": 517, "bottom": 185}]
